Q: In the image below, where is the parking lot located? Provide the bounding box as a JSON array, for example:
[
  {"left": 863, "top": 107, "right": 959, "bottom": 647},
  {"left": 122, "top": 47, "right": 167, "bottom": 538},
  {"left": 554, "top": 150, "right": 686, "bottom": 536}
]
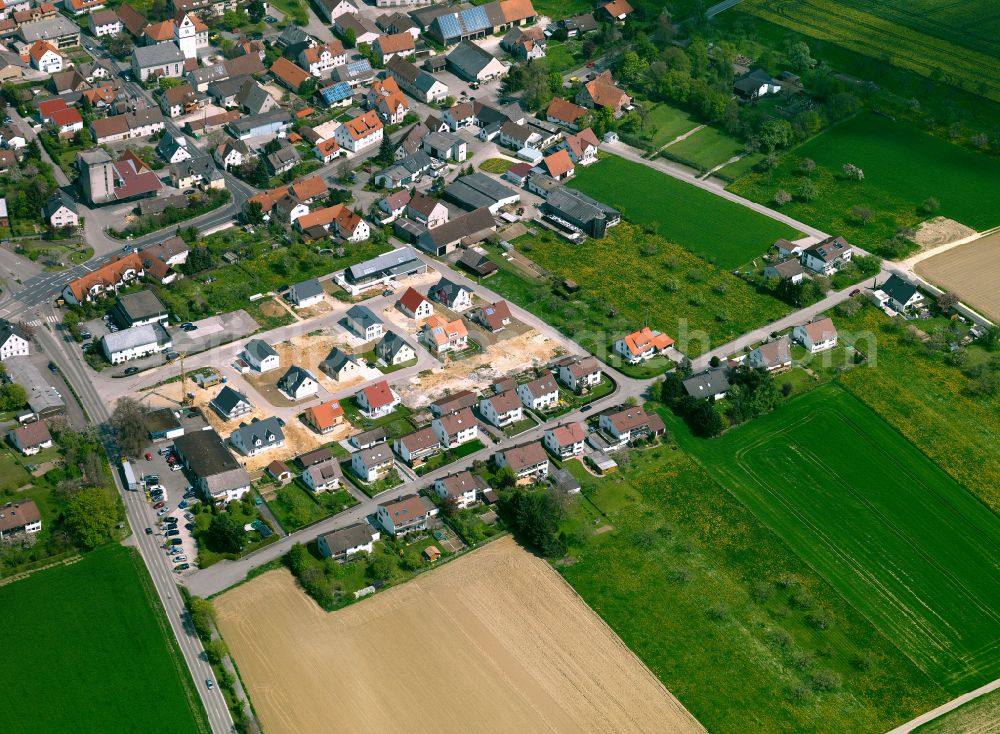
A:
[{"left": 136, "top": 412, "right": 210, "bottom": 573}]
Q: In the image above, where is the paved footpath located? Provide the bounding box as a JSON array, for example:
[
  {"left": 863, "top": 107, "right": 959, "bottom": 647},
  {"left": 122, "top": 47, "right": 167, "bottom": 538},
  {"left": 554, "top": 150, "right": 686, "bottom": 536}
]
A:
[{"left": 885, "top": 677, "right": 1000, "bottom": 733}]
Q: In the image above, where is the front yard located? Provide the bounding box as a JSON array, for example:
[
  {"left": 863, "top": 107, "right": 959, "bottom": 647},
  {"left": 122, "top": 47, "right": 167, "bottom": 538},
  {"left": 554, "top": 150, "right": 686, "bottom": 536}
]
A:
[{"left": 265, "top": 481, "right": 357, "bottom": 533}]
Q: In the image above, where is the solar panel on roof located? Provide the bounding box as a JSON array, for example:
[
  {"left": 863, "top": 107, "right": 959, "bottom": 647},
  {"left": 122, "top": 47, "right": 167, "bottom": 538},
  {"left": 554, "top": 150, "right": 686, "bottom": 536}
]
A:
[
  {"left": 437, "top": 12, "right": 462, "bottom": 39},
  {"left": 321, "top": 81, "right": 352, "bottom": 103},
  {"left": 346, "top": 59, "right": 372, "bottom": 75},
  {"left": 464, "top": 6, "right": 490, "bottom": 32}
]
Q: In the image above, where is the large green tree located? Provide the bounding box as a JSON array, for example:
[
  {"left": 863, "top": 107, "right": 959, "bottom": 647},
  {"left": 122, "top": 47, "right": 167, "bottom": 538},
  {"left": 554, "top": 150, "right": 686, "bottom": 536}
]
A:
[{"left": 64, "top": 487, "right": 118, "bottom": 549}]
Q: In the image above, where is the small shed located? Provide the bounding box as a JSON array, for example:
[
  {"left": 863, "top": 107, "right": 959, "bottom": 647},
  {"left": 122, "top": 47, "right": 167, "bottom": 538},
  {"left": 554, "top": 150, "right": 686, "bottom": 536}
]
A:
[{"left": 423, "top": 545, "right": 441, "bottom": 562}]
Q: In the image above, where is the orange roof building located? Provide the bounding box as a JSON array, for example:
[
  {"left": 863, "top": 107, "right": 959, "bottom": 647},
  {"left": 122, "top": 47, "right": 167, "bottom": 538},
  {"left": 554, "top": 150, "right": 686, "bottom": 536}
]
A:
[
  {"left": 303, "top": 400, "right": 345, "bottom": 434},
  {"left": 62, "top": 253, "right": 145, "bottom": 304},
  {"left": 616, "top": 327, "right": 673, "bottom": 363},
  {"left": 270, "top": 57, "right": 310, "bottom": 90},
  {"left": 542, "top": 149, "right": 574, "bottom": 179}
]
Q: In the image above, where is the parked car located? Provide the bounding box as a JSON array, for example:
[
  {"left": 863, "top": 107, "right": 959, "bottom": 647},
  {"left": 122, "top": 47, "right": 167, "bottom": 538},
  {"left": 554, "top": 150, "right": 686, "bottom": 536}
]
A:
[
  {"left": 183, "top": 512, "right": 194, "bottom": 521},
  {"left": 174, "top": 563, "right": 190, "bottom": 571},
  {"left": 124, "top": 366, "right": 139, "bottom": 376},
  {"left": 157, "top": 508, "right": 168, "bottom": 516},
  {"left": 158, "top": 446, "right": 173, "bottom": 455},
  {"left": 170, "top": 464, "right": 182, "bottom": 472},
  {"left": 146, "top": 475, "right": 159, "bottom": 485},
  {"left": 178, "top": 500, "right": 188, "bottom": 508},
  {"left": 174, "top": 556, "right": 188, "bottom": 563},
  {"left": 850, "top": 289, "right": 861, "bottom": 296},
  {"left": 168, "top": 538, "right": 182, "bottom": 545},
  {"left": 166, "top": 529, "right": 179, "bottom": 537},
  {"left": 153, "top": 501, "right": 165, "bottom": 509},
  {"left": 163, "top": 516, "right": 176, "bottom": 524}
]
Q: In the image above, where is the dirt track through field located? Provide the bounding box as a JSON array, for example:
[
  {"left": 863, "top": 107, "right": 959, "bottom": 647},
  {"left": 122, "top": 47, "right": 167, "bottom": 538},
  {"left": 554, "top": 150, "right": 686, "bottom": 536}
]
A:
[
  {"left": 215, "top": 537, "right": 705, "bottom": 734},
  {"left": 916, "top": 231, "right": 1000, "bottom": 323}
]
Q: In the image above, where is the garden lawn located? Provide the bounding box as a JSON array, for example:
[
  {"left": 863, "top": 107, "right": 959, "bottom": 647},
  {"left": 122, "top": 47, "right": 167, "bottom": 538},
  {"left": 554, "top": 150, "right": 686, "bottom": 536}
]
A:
[
  {"left": 479, "top": 158, "right": 515, "bottom": 174},
  {"left": 558, "top": 432, "right": 945, "bottom": 734},
  {"left": 834, "top": 305, "right": 1000, "bottom": 511},
  {"left": 642, "top": 103, "right": 701, "bottom": 149},
  {"left": 729, "top": 113, "right": 1000, "bottom": 252},
  {"left": 266, "top": 481, "right": 356, "bottom": 532},
  {"left": 530, "top": 0, "right": 592, "bottom": 20},
  {"left": 664, "top": 125, "right": 744, "bottom": 170},
  {"left": 714, "top": 152, "right": 765, "bottom": 181},
  {"left": 679, "top": 384, "right": 1000, "bottom": 693},
  {"left": 569, "top": 155, "right": 798, "bottom": 268},
  {"left": 0, "top": 545, "right": 207, "bottom": 733},
  {"left": 496, "top": 224, "right": 789, "bottom": 359}
]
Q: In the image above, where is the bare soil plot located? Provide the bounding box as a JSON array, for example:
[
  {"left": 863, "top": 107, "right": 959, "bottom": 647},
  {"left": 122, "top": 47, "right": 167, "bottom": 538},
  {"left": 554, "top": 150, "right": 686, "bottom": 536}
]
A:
[
  {"left": 215, "top": 536, "right": 705, "bottom": 734},
  {"left": 913, "top": 217, "right": 978, "bottom": 248},
  {"left": 915, "top": 230, "right": 1000, "bottom": 322}
]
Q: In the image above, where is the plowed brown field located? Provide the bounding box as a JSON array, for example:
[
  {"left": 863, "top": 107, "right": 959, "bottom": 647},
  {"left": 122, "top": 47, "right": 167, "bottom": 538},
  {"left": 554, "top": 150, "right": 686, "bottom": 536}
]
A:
[
  {"left": 916, "top": 231, "right": 1000, "bottom": 322},
  {"left": 215, "top": 537, "right": 705, "bottom": 734}
]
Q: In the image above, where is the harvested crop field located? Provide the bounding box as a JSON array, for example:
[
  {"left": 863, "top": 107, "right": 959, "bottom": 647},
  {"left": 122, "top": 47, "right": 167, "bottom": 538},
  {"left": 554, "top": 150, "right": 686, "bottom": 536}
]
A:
[
  {"left": 915, "top": 231, "right": 1000, "bottom": 322},
  {"left": 215, "top": 536, "right": 705, "bottom": 734}
]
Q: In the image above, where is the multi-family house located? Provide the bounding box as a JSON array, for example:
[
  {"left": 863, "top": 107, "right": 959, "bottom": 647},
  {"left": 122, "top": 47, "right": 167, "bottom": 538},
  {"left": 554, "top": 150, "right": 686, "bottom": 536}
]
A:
[
  {"left": 478, "top": 390, "right": 522, "bottom": 428},
  {"left": 433, "top": 470, "right": 485, "bottom": 509},
  {"left": 496, "top": 442, "right": 549, "bottom": 483},
  {"left": 376, "top": 493, "right": 437, "bottom": 536},
  {"left": 543, "top": 422, "right": 585, "bottom": 458},
  {"left": 516, "top": 372, "right": 559, "bottom": 412},
  {"left": 431, "top": 407, "right": 478, "bottom": 449},
  {"left": 393, "top": 427, "right": 441, "bottom": 465},
  {"left": 229, "top": 416, "right": 285, "bottom": 457},
  {"left": 556, "top": 355, "right": 602, "bottom": 392},
  {"left": 800, "top": 235, "right": 853, "bottom": 275},
  {"left": 352, "top": 445, "right": 395, "bottom": 483}
]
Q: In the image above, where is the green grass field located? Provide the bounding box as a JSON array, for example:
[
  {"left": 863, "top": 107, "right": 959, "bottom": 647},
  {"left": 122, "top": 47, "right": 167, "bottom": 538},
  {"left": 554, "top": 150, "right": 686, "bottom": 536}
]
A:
[
  {"left": 642, "top": 103, "right": 701, "bottom": 149},
  {"left": 558, "top": 438, "right": 945, "bottom": 733},
  {"left": 0, "top": 545, "right": 207, "bottom": 733},
  {"left": 714, "top": 152, "right": 766, "bottom": 181},
  {"left": 679, "top": 384, "right": 1000, "bottom": 692},
  {"left": 492, "top": 223, "right": 789, "bottom": 359},
  {"left": 741, "top": 0, "right": 1000, "bottom": 102},
  {"left": 729, "top": 113, "right": 1000, "bottom": 251},
  {"left": 569, "top": 155, "right": 798, "bottom": 268},
  {"left": 664, "top": 125, "right": 745, "bottom": 170},
  {"left": 915, "top": 688, "right": 1000, "bottom": 732}
]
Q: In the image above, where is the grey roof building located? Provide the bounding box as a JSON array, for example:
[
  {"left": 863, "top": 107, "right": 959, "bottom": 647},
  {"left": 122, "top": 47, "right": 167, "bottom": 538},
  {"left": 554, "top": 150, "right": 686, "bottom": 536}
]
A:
[
  {"left": 682, "top": 368, "right": 731, "bottom": 400},
  {"left": 210, "top": 385, "right": 253, "bottom": 420},
  {"left": 341, "top": 248, "right": 426, "bottom": 291},
  {"left": 3, "top": 356, "right": 64, "bottom": 418},
  {"left": 43, "top": 190, "right": 78, "bottom": 220},
  {"left": 417, "top": 207, "right": 495, "bottom": 256},
  {"left": 174, "top": 430, "right": 252, "bottom": 501},
  {"left": 230, "top": 417, "right": 285, "bottom": 455},
  {"left": 289, "top": 278, "right": 324, "bottom": 305},
  {"left": 227, "top": 109, "right": 293, "bottom": 139},
  {"left": 244, "top": 338, "right": 278, "bottom": 364},
  {"left": 317, "top": 522, "right": 377, "bottom": 560},
  {"left": 100, "top": 323, "right": 171, "bottom": 359},
  {"left": 444, "top": 172, "right": 519, "bottom": 213},
  {"left": 376, "top": 330, "right": 414, "bottom": 364},
  {"left": 320, "top": 347, "right": 360, "bottom": 378},
  {"left": 111, "top": 290, "right": 169, "bottom": 327},
  {"left": 542, "top": 186, "right": 621, "bottom": 238},
  {"left": 132, "top": 43, "right": 185, "bottom": 69},
  {"left": 445, "top": 41, "right": 506, "bottom": 80}
]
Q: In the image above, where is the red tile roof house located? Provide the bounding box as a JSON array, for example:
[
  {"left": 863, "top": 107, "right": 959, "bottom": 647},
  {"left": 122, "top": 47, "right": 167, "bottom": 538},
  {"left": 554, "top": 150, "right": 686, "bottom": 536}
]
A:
[
  {"left": 270, "top": 57, "right": 311, "bottom": 91},
  {"left": 302, "top": 400, "right": 345, "bottom": 434},
  {"left": 472, "top": 300, "right": 512, "bottom": 333},
  {"left": 556, "top": 355, "right": 603, "bottom": 393},
  {"left": 546, "top": 97, "right": 587, "bottom": 130},
  {"left": 792, "top": 317, "right": 839, "bottom": 354},
  {"left": 351, "top": 445, "right": 395, "bottom": 483},
  {"left": 433, "top": 470, "right": 486, "bottom": 510},
  {"left": 356, "top": 380, "right": 401, "bottom": 419},
  {"left": 516, "top": 372, "right": 560, "bottom": 412},
  {"left": 392, "top": 427, "right": 441, "bottom": 465},
  {"left": 376, "top": 493, "right": 438, "bottom": 536},
  {"left": 599, "top": 406, "right": 666, "bottom": 445},
  {"left": 0, "top": 500, "right": 42, "bottom": 538},
  {"left": 495, "top": 441, "right": 549, "bottom": 484},
  {"left": 614, "top": 327, "right": 673, "bottom": 364},
  {"left": 576, "top": 70, "right": 632, "bottom": 118},
  {"left": 9, "top": 420, "right": 53, "bottom": 455},
  {"left": 560, "top": 127, "right": 600, "bottom": 166},
  {"left": 373, "top": 32, "right": 414, "bottom": 65},
  {"left": 432, "top": 406, "right": 478, "bottom": 449},
  {"left": 397, "top": 286, "right": 434, "bottom": 321},
  {"left": 540, "top": 148, "right": 574, "bottom": 180},
  {"left": 420, "top": 314, "right": 468, "bottom": 354},
  {"left": 478, "top": 390, "right": 523, "bottom": 428},
  {"left": 543, "top": 422, "right": 586, "bottom": 459},
  {"left": 62, "top": 253, "right": 144, "bottom": 305}
]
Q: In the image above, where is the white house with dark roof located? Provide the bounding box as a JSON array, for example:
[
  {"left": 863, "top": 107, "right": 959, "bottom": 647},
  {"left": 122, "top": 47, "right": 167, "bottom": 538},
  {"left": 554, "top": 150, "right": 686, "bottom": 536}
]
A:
[
  {"left": 800, "top": 235, "right": 853, "bottom": 275},
  {"left": 242, "top": 339, "right": 280, "bottom": 372},
  {"left": 0, "top": 320, "right": 30, "bottom": 361},
  {"left": 792, "top": 317, "right": 838, "bottom": 353},
  {"left": 682, "top": 368, "right": 730, "bottom": 402},
  {"left": 320, "top": 347, "right": 362, "bottom": 381},
  {"left": 517, "top": 373, "right": 559, "bottom": 412},
  {"left": 278, "top": 366, "right": 320, "bottom": 400},
  {"left": 376, "top": 331, "right": 416, "bottom": 366},
  {"left": 427, "top": 278, "right": 472, "bottom": 311},
  {"left": 352, "top": 445, "right": 395, "bottom": 483},
  {"left": 345, "top": 305, "right": 384, "bottom": 341},
  {"left": 210, "top": 385, "right": 253, "bottom": 420},
  {"left": 393, "top": 427, "right": 441, "bottom": 465},
  {"left": 229, "top": 417, "right": 285, "bottom": 457},
  {"left": 872, "top": 274, "right": 925, "bottom": 313},
  {"left": 288, "top": 278, "right": 325, "bottom": 308},
  {"left": 317, "top": 522, "right": 380, "bottom": 561}
]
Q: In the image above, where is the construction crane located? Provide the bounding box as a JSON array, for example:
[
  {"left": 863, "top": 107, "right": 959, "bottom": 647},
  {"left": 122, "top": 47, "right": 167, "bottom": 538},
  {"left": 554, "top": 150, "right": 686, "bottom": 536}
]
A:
[{"left": 179, "top": 352, "right": 190, "bottom": 406}]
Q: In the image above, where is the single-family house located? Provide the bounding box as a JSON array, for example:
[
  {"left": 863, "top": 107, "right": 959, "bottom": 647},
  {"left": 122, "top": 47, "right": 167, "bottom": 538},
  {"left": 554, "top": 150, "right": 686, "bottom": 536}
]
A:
[
  {"left": 317, "top": 522, "right": 380, "bottom": 561},
  {"left": 471, "top": 300, "right": 512, "bottom": 333},
  {"left": 517, "top": 372, "right": 559, "bottom": 412},
  {"left": 615, "top": 327, "right": 674, "bottom": 364},
  {"left": 334, "top": 109, "right": 383, "bottom": 153},
  {"left": 373, "top": 32, "right": 414, "bottom": 64},
  {"left": 560, "top": 127, "right": 599, "bottom": 166},
  {"left": 350, "top": 426, "right": 387, "bottom": 450},
  {"left": 747, "top": 336, "right": 792, "bottom": 372},
  {"left": 299, "top": 40, "right": 346, "bottom": 77},
  {"left": 544, "top": 422, "right": 585, "bottom": 458},
  {"left": 302, "top": 457, "right": 342, "bottom": 493},
  {"left": 433, "top": 470, "right": 485, "bottom": 509},
  {"left": 682, "top": 368, "right": 731, "bottom": 401},
  {"left": 874, "top": 273, "right": 925, "bottom": 313},
  {"left": 432, "top": 406, "right": 478, "bottom": 449},
  {"left": 556, "top": 355, "right": 602, "bottom": 392},
  {"left": 242, "top": 339, "right": 280, "bottom": 373},
  {"left": 0, "top": 500, "right": 42, "bottom": 537},
  {"left": 303, "top": 400, "right": 345, "bottom": 435},
  {"left": 427, "top": 278, "right": 472, "bottom": 311},
  {"left": 345, "top": 305, "right": 384, "bottom": 341},
  {"left": 763, "top": 258, "right": 806, "bottom": 284},
  {"left": 546, "top": 97, "right": 587, "bottom": 130},
  {"left": 599, "top": 406, "right": 665, "bottom": 444},
  {"left": 733, "top": 68, "right": 781, "bottom": 101},
  {"left": 0, "top": 320, "right": 30, "bottom": 361},
  {"left": 43, "top": 190, "right": 79, "bottom": 229},
  {"left": 496, "top": 441, "right": 549, "bottom": 483},
  {"left": 376, "top": 493, "right": 436, "bottom": 536},
  {"left": 479, "top": 390, "right": 522, "bottom": 428},
  {"left": 376, "top": 331, "right": 416, "bottom": 366},
  {"left": 576, "top": 70, "right": 630, "bottom": 117},
  {"left": 288, "top": 278, "right": 325, "bottom": 308},
  {"left": 9, "top": 420, "right": 53, "bottom": 455},
  {"left": 420, "top": 314, "right": 468, "bottom": 354},
  {"left": 277, "top": 365, "right": 320, "bottom": 400},
  {"left": 393, "top": 427, "right": 441, "bottom": 465},
  {"left": 210, "top": 385, "right": 253, "bottom": 420},
  {"left": 800, "top": 235, "right": 853, "bottom": 275},
  {"left": 320, "top": 348, "right": 362, "bottom": 381},
  {"left": 397, "top": 286, "right": 434, "bottom": 320},
  {"left": 229, "top": 417, "right": 284, "bottom": 457},
  {"left": 429, "top": 390, "right": 477, "bottom": 418},
  {"left": 352, "top": 445, "right": 395, "bottom": 483},
  {"left": 406, "top": 192, "right": 449, "bottom": 229},
  {"left": 356, "top": 380, "right": 400, "bottom": 419},
  {"left": 792, "top": 317, "right": 839, "bottom": 353}
]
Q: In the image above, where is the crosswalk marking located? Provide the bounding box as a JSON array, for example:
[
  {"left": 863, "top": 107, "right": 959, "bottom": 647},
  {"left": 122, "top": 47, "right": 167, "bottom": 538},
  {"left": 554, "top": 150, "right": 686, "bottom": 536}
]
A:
[
  {"left": 25, "top": 319, "right": 41, "bottom": 327},
  {"left": 46, "top": 315, "right": 58, "bottom": 323}
]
